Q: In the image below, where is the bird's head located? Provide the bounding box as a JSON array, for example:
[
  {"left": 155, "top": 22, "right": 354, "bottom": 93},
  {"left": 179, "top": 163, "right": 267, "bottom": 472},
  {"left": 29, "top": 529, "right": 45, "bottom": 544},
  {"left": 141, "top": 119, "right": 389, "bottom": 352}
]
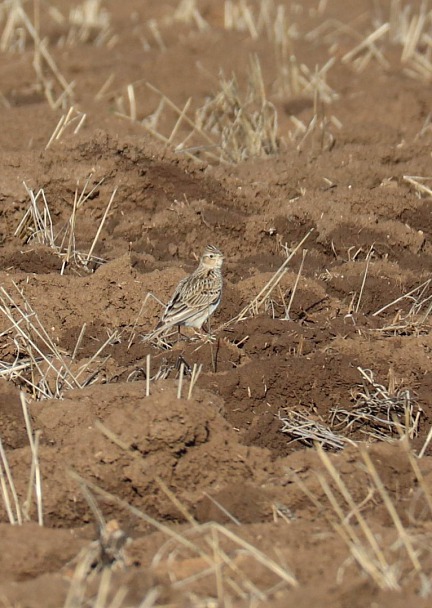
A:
[{"left": 200, "top": 245, "right": 224, "bottom": 269}]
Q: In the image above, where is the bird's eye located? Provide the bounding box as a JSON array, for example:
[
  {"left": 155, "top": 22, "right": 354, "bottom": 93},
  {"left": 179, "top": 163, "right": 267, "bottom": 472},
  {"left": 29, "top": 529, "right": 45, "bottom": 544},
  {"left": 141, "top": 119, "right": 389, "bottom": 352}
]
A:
[{"left": 209, "top": 254, "right": 214, "bottom": 258}]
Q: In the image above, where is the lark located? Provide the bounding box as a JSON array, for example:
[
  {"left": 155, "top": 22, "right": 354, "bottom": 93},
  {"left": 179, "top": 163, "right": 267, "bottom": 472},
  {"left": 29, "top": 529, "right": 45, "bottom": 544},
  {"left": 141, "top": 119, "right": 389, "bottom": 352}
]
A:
[{"left": 151, "top": 245, "right": 224, "bottom": 340}]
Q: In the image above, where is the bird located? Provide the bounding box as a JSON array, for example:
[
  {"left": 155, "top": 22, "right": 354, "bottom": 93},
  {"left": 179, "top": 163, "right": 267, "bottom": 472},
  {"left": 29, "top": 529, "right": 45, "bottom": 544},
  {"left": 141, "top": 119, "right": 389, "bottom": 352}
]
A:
[{"left": 150, "top": 245, "right": 224, "bottom": 341}]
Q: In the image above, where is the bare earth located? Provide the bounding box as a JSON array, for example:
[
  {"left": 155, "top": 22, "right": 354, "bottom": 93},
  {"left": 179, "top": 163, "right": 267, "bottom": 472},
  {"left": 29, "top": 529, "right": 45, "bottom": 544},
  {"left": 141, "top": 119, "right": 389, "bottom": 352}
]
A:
[{"left": 0, "top": 1, "right": 432, "bottom": 606}]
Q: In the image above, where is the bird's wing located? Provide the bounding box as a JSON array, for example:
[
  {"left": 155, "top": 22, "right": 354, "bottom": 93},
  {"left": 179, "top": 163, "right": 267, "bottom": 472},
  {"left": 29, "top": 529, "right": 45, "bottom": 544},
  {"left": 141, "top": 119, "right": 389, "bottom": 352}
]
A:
[
  {"left": 163, "top": 285, "right": 219, "bottom": 322},
  {"left": 180, "top": 284, "right": 221, "bottom": 309},
  {"left": 155, "top": 273, "right": 220, "bottom": 328}
]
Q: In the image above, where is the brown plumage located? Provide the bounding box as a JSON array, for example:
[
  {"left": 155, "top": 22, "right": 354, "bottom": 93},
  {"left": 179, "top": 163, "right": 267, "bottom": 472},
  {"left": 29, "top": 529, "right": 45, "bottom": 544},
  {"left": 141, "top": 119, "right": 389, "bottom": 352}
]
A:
[{"left": 151, "top": 245, "right": 224, "bottom": 339}]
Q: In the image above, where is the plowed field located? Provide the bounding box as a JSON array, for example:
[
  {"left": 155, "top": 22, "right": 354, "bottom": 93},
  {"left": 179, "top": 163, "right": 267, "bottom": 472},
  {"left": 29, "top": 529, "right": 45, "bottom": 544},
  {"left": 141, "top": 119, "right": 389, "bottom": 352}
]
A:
[{"left": 0, "top": 1, "right": 432, "bottom": 606}]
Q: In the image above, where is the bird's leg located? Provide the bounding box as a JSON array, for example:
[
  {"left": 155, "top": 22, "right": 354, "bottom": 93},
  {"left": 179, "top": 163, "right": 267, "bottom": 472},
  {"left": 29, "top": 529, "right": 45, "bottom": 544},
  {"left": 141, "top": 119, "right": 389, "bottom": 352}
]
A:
[{"left": 176, "top": 326, "right": 190, "bottom": 342}]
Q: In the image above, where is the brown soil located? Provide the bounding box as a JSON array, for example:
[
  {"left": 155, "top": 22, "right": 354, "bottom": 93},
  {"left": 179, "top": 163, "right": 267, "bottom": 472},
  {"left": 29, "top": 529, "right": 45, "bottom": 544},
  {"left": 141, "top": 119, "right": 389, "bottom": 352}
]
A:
[{"left": 0, "top": 1, "right": 432, "bottom": 606}]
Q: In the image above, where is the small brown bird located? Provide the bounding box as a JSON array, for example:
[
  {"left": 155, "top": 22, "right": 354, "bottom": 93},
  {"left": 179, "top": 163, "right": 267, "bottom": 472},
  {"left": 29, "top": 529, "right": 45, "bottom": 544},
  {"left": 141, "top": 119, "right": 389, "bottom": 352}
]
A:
[{"left": 150, "top": 245, "right": 224, "bottom": 340}]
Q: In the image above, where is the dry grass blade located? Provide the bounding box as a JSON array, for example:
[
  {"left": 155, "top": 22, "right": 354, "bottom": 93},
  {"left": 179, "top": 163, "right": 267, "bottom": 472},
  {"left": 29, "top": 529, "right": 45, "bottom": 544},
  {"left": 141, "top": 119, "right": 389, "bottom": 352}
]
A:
[
  {"left": 223, "top": 0, "right": 303, "bottom": 56},
  {"left": 145, "top": 354, "right": 151, "bottom": 397},
  {"left": 85, "top": 186, "right": 118, "bottom": 264},
  {"left": 155, "top": 475, "right": 197, "bottom": 527},
  {"left": 195, "top": 54, "right": 279, "bottom": 163},
  {"left": 224, "top": 0, "right": 259, "bottom": 38},
  {"left": 172, "top": 0, "right": 209, "bottom": 31},
  {"left": 0, "top": 285, "right": 117, "bottom": 399},
  {"left": 177, "top": 361, "right": 185, "bottom": 399},
  {"left": 388, "top": 3, "right": 432, "bottom": 82},
  {"left": 0, "top": 2, "right": 27, "bottom": 53},
  {"left": 63, "top": 545, "right": 96, "bottom": 608},
  {"left": 15, "top": 184, "right": 54, "bottom": 246},
  {"left": 187, "top": 363, "right": 202, "bottom": 399},
  {"left": 288, "top": 105, "right": 341, "bottom": 152},
  {"left": 72, "top": 323, "right": 87, "bottom": 361},
  {"left": 64, "top": 520, "right": 130, "bottom": 608},
  {"left": 274, "top": 50, "right": 339, "bottom": 103},
  {"left": 63, "top": 481, "right": 132, "bottom": 603},
  {"left": 0, "top": 359, "right": 35, "bottom": 377},
  {"left": 360, "top": 447, "right": 422, "bottom": 573},
  {"left": 224, "top": 228, "right": 313, "bottom": 326},
  {"left": 392, "top": 426, "right": 432, "bottom": 515},
  {"left": 89, "top": 424, "right": 298, "bottom": 598},
  {"left": 121, "top": 55, "right": 280, "bottom": 165},
  {"left": 355, "top": 245, "right": 374, "bottom": 313},
  {"left": 0, "top": 284, "right": 79, "bottom": 397},
  {"left": 69, "top": 469, "right": 215, "bottom": 564},
  {"left": 128, "top": 291, "right": 166, "bottom": 349},
  {"left": 45, "top": 106, "right": 86, "bottom": 149},
  {"left": 12, "top": 5, "right": 74, "bottom": 107},
  {"left": 127, "top": 358, "right": 178, "bottom": 386},
  {"left": 373, "top": 278, "right": 432, "bottom": 334},
  {"left": 342, "top": 23, "right": 390, "bottom": 70},
  {"left": 95, "top": 72, "right": 115, "bottom": 100},
  {"left": 284, "top": 248, "right": 307, "bottom": 320},
  {"left": 147, "top": 19, "right": 165, "bottom": 51},
  {"left": 20, "top": 392, "right": 43, "bottom": 525},
  {"left": 307, "top": 434, "right": 432, "bottom": 590},
  {"left": 278, "top": 410, "right": 350, "bottom": 450},
  {"left": 403, "top": 175, "right": 432, "bottom": 198},
  {"left": 373, "top": 279, "right": 432, "bottom": 316},
  {"left": 419, "top": 425, "right": 432, "bottom": 458},
  {"left": 15, "top": 180, "right": 118, "bottom": 273},
  {"left": 145, "top": 82, "right": 221, "bottom": 162},
  {"left": 214, "top": 523, "right": 297, "bottom": 587},
  {"left": 0, "top": 391, "right": 43, "bottom": 525},
  {"left": 153, "top": 519, "right": 297, "bottom": 598},
  {"left": 315, "top": 444, "right": 400, "bottom": 589},
  {"left": 0, "top": 437, "right": 22, "bottom": 524},
  {"left": 203, "top": 491, "right": 241, "bottom": 526},
  {"left": 75, "top": 331, "right": 120, "bottom": 381},
  {"left": 330, "top": 367, "right": 421, "bottom": 442},
  {"left": 316, "top": 471, "right": 394, "bottom": 588},
  {"left": 67, "top": 0, "right": 114, "bottom": 47},
  {"left": 163, "top": 96, "right": 191, "bottom": 150}
]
